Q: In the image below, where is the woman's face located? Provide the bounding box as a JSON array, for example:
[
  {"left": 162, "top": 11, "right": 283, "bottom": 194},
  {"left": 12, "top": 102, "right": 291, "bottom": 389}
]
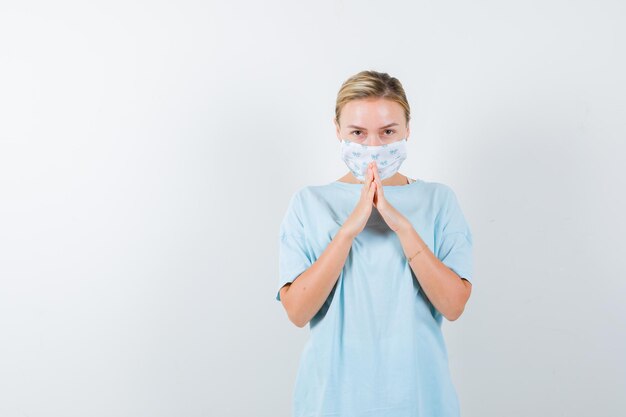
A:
[{"left": 334, "top": 97, "right": 410, "bottom": 146}]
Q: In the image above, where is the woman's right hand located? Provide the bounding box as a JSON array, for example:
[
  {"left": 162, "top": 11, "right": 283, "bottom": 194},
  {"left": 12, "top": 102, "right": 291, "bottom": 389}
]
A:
[{"left": 340, "top": 162, "right": 377, "bottom": 239}]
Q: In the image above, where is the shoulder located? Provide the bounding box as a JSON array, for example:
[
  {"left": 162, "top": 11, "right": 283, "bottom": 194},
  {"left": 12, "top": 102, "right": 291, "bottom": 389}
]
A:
[
  {"left": 283, "top": 183, "right": 332, "bottom": 212},
  {"left": 414, "top": 180, "right": 466, "bottom": 224},
  {"left": 413, "top": 178, "right": 456, "bottom": 201},
  {"left": 289, "top": 183, "right": 337, "bottom": 202}
]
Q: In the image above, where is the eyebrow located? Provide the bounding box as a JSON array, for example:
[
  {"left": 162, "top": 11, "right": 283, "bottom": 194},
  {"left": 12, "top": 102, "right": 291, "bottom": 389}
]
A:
[{"left": 346, "top": 123, "right": 400, "bottom": 130}]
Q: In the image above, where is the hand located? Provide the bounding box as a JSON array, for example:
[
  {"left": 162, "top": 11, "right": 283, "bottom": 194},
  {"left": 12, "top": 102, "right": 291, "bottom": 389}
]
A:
[
  {"left": 340, "top": 164, "right": 377, "bottom": 239},
  {"left": 371, "top": 162, "right": 411, "bottom": 233}
]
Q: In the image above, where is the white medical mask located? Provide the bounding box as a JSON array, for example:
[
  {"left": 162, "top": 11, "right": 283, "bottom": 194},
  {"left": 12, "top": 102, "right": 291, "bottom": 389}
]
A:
[{"left": 340, "top": 138, "right": 408, "bottom": 181}]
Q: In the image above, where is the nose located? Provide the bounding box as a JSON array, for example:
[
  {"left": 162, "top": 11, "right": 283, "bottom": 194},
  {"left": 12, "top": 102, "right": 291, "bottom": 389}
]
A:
[{"left": 364, "top": 134, "right": 385, "bottom": 146}]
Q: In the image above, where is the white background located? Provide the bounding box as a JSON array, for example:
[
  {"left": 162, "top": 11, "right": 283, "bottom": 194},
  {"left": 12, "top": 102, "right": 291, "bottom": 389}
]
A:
[{"left": 1, "top": 1, "right": 625, "bottom": 416}]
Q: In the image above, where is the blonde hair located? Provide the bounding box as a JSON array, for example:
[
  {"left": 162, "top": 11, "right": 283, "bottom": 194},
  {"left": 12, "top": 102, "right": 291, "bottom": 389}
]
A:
[{"left": 335, "top": 70, "right": 411, "bottom": 127}]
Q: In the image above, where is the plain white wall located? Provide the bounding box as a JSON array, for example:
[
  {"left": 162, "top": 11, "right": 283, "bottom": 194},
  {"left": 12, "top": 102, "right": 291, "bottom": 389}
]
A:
[{"left": 1, "top": 1, "right": 625, "bottom": 416}]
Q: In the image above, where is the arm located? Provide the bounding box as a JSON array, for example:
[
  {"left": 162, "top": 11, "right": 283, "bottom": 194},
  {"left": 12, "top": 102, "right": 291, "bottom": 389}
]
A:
[
  {"left": 279, "top": 227, "right": 354, "bottom": 328},
  {"left": 395, "top": 222, "right": 472, "bottom": 321}
]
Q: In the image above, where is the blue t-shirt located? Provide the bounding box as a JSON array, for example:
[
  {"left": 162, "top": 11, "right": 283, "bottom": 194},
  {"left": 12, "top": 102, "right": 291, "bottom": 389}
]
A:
[{"left": 276, "top": 178, "right": 473, "bottom": 417}]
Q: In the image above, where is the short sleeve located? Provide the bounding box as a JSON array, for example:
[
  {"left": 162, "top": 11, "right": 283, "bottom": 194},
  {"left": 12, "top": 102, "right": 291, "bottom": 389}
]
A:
[
  {"left": 276, "top": 191, "right": 313, "bottom": 302},
  {"left": 436, "top": 187, "right": 474, "bottom": 284}
]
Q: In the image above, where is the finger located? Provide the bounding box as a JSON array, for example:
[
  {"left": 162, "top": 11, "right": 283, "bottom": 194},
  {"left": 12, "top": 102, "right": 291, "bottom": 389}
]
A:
[
  {"left": 367, "top": 181, "right": 376, "bottom": 200},
  {"left": 372, "top": 162, "right": 384, "bottom": 198},
  {"left": 372, "top": 162, "right": 381, "bottom": 185}
]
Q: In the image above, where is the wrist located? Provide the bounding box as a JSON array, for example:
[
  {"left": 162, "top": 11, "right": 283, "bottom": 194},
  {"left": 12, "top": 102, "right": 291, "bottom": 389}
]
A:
[
  {"left": 394, "top": 217, "right": 414, "bottom": 236},
  {"left": 336, "top": 226, "right": 356, "bottom": 242}
]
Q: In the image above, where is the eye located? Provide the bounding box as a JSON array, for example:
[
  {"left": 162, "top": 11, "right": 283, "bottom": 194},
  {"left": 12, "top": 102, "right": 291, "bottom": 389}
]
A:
[
  {"left": 350, "top": 130, "right": 363, "bottom": 136},
  {"left": 384, "top": 129, "right": 395, "bottom": 135}
]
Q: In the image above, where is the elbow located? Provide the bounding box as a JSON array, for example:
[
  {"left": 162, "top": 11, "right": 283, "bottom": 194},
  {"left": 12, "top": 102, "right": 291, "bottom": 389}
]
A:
[
  {"left": 280, "top": 284, "right": 309, "bottom": 328},
  {"left": 291, "top": 315, "right": 309, "bottom": 328},
  {"left": 445, "top": 306, "right": 465, "bottom": 322},
  {"left": 286, "top": 307, "right": 309, "bottom": 328},
  {"left": 447, "top": 278, "right": 472, "bottom": 321}
]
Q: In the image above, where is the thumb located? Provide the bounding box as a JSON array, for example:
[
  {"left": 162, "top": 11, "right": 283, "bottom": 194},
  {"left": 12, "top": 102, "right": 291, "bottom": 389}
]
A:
[{"left": 368, "top": 181, "right": 376, "bottom": 200}]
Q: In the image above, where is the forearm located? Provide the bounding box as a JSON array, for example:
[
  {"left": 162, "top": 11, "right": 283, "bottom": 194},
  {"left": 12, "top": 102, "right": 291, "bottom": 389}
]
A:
[
  {"left": 395, "top": 221, "right": 468, "bottom": 321},
  {"left": 282, "top": 227, "right": 354, "bottom": 327}
]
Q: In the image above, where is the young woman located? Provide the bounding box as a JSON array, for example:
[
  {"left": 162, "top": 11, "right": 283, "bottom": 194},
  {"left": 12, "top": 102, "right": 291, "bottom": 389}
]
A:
[{"left": 276, "top": 70, "right": 474, "bottom": 416}]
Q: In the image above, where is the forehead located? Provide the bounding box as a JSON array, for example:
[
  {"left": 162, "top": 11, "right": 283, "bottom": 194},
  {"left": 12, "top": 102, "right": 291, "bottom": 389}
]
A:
[{"left": 340, "top": 98, "right": 405, "bottom": 125}]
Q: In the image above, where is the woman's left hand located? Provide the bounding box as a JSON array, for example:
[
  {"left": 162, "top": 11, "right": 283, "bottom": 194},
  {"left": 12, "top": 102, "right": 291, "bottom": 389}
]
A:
[{"left": 370, "top": 162, "right": 411, "bottom": 233}]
